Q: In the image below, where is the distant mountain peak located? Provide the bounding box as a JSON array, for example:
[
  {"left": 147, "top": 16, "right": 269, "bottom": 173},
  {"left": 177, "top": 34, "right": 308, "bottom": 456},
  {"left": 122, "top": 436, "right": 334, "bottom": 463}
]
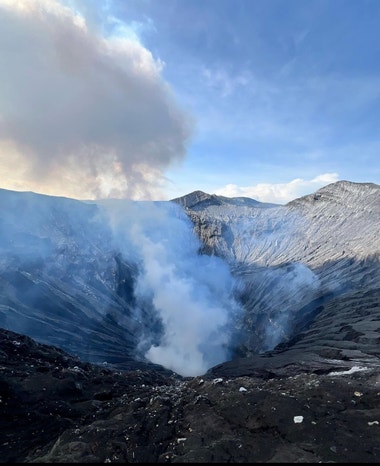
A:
[
  {"left": 171, "top": 190, "right": 217, "bottom": 209},
  {"left": 316, "top": 179, "right": 379, "bottom": 193},
  {"left": 171, "top": 190, "right": 278, "bottom": 210},
  {"left": 287, "top": 180, "right": 380, "bottom": 208}
]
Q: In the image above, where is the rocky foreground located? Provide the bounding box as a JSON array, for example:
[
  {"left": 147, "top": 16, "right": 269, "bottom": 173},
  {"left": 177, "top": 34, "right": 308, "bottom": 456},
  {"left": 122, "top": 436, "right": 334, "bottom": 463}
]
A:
[
  {"left": 1, "top": 181, "right": 379, "bottom": 463},
  {"left": 1, "top": 327, "right": 379, "bottom": 463}
]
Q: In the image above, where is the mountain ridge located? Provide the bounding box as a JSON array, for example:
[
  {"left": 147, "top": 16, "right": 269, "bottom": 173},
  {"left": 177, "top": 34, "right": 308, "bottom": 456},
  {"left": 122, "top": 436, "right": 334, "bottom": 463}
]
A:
[
  {"left": 0, "top": 180, "right": 379, "bottom": 462},
  {"left": 171, "top": 180, "right": 380, "bottom": 211},
  {"left": 0, "top": 180, "right": 378, "bottom": 370},
  {"left": 171, "top": 189, "right": 279, "bottom": 209}
]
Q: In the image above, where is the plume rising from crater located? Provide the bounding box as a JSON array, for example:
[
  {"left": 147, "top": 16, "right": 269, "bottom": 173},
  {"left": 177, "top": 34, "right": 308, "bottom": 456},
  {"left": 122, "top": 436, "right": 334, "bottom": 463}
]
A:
[{"left": 0, "top": 180, "right": 378, "bottom": 376}]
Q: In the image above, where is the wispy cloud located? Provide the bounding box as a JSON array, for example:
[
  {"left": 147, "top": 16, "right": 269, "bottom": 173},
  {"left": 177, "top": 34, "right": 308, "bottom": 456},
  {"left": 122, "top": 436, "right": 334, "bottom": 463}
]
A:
[
  {"left": 201, "top": 66, "right": 252, "bottom": 98},
  {"left": 215, "top": 173, "right": 340, "bottom": 204},
  {"left": 0, "top": 0, "right": 192, "bottom": 200}
]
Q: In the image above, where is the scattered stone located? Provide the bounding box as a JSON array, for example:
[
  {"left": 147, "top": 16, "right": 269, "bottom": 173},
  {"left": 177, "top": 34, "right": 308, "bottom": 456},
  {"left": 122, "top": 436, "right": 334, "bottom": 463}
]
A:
[{"left": 1, "top": 327, "right": 380, "bottom": 463}]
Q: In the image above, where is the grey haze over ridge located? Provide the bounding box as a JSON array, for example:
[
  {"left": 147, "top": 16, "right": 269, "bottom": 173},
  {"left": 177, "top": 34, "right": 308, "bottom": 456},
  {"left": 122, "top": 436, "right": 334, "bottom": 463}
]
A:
[{"left": 0, "top": 180, "right": 379, "bottom": 377}]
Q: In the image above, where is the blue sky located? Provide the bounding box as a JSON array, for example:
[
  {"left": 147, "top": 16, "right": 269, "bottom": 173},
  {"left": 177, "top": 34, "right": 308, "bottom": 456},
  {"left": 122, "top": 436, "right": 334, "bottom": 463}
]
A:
[{"left": 1, "top": 0, "right": 379, "bottom": 203}]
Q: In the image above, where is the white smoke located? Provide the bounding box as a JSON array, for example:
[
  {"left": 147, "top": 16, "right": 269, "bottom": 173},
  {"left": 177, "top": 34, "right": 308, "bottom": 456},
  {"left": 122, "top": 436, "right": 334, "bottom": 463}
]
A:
[
  {"left": 103, "top": 200, "right": 243, "bottom": 377},
  {"left": 0, "top": 0, "right": 192, "bottom": 200},
  {"left": 260, "top": 262, "right": 320, "bottom": 351}
]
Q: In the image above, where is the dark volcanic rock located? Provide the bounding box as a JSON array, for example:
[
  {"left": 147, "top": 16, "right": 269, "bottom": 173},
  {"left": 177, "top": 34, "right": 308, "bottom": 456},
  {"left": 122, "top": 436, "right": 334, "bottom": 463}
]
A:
[
  {"left": 1, "top": 328, "right": 379, "bottom": 463},
  {"left": 1, "top": 183, "right": 379, "bottom": 463}
]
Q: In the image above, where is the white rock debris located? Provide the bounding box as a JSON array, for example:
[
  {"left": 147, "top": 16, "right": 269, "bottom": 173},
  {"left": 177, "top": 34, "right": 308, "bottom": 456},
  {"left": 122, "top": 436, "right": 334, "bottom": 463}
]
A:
[{"left": 293, "top": 416, "right": 304, "bottom": 423}]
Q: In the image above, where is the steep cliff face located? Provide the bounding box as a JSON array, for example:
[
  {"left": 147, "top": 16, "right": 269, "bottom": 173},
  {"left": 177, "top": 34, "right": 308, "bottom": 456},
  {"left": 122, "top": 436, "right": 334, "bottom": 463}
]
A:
[
  {"left": 174, "top": 181, "right": 379, "bottom": 267},
  {"left": 0, "top": 181, "right": 379, "bottom": 376},
  {"left": 0, "top": 182, "right": 379, "bottom": 463},
  {"left": 0, "top": 189, "right": 162, "bottom": 371},
  {"left": 173, "top": 181, "right": 380, "bottom": 360}
]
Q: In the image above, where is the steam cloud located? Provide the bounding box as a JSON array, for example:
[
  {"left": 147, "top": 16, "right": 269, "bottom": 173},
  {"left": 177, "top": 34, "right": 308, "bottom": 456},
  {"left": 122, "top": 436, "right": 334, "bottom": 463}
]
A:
[
  {"left": 259, "top": 263, "right": 320, "bottom": 351},
  {"left": 103, "top": 200, "right": 243, "bottom": 377},
  {"left": 0, "top": 187, "right": 327, "bottom": 377},
  {"left": 0, "top": 0, "right": 192, "bottom": 200}
]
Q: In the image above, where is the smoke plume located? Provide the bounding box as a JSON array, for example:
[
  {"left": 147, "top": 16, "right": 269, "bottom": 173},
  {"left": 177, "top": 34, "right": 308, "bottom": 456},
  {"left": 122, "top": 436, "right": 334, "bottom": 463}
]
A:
[
  {"left": 103, "top": 200, "right": 243, "bottom": 377},
  {"left": 0, "top": 0, "right": 192, "bottom": 200}
]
